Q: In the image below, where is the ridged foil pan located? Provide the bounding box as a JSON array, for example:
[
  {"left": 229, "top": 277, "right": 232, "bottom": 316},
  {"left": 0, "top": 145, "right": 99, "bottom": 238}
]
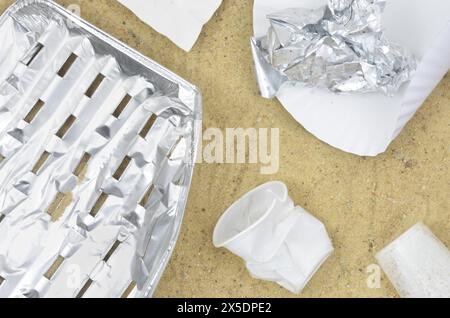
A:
[{"left": 0, "top": 0, "right": 201, "bottom": 298}]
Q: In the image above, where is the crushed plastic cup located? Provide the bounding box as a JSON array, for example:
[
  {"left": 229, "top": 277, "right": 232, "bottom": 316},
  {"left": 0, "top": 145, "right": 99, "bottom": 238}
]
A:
[{"left": 213, "top": 181, "right": 334, "bottom": 293}]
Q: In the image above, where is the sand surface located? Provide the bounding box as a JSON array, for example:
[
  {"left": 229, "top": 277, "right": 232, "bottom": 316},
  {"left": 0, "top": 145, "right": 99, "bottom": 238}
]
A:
[{"left": 0, "top": 0, "right": 448, "bottom": 298}]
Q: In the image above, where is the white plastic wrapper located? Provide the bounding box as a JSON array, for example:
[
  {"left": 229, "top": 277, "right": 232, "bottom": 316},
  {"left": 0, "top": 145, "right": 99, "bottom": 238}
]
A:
[
  {"left": 213, "top": 182, "right": 334, "bottom": 294},
  {"left": 253, "top": 0, "right": 450, "bottom": 156},
  {"left": 117, "top": 0, "right": 222, "bottom": 52},
  {"left": 376, "top": 223, "right": 450, "bottom": 298}
]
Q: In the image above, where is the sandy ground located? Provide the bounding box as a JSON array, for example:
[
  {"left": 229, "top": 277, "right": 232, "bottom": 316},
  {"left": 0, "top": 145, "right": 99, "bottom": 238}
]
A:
[{"left": 0, "top": 0, "right": 448, "bottom": 298}]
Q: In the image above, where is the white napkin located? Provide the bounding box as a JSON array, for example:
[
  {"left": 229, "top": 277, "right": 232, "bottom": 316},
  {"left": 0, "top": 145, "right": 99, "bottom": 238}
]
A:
[
  {"left": 117, "top": 0, "right": 222, "bottom": 52},
  {"left": 253, "top": 0, "right": 450, "bottom": 156}
]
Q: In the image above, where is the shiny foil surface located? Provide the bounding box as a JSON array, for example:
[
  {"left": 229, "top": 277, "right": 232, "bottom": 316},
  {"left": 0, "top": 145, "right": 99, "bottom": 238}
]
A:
[
  {"left": 0, "top": 0, "right": 201, "bottom": 298},
  {"left": 251, "top": 0, "right": 417, "bottom": 98}
]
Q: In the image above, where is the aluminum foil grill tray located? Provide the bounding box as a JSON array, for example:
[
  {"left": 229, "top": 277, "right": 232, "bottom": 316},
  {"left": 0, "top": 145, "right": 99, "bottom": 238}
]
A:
[{"left": 0, "top": 0, "right": 201, "bottom": 298}]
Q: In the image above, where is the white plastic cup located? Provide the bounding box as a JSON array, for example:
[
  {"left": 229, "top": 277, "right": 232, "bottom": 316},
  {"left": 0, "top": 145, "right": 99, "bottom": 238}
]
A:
[{"left": 213, "top": 181, "right": 334, "bottom": 294}]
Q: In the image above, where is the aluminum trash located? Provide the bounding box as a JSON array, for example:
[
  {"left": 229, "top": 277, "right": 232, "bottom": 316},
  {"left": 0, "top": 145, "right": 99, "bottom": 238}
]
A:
[{"left": 0, "top": 0, "right": 201, "bottom": 298}]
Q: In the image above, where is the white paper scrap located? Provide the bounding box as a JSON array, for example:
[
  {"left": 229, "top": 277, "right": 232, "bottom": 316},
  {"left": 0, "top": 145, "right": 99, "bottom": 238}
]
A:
[{"left": 117, "top": 0, "right": 222, "bottom": 52}]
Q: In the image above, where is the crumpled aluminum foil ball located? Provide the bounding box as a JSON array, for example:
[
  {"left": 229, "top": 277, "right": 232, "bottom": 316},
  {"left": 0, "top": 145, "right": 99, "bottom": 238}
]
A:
[{"left": 251, "top": 0, "right": 417, "bottom": 98}]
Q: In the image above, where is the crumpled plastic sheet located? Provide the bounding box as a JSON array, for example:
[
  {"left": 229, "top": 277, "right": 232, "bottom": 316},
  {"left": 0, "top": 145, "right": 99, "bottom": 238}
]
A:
[
  {"left": 0, "top": 0, "right": 201, "bottom": 298},
  {"left": 251, "top": 0, "right": 417, "bottom": 98}
]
